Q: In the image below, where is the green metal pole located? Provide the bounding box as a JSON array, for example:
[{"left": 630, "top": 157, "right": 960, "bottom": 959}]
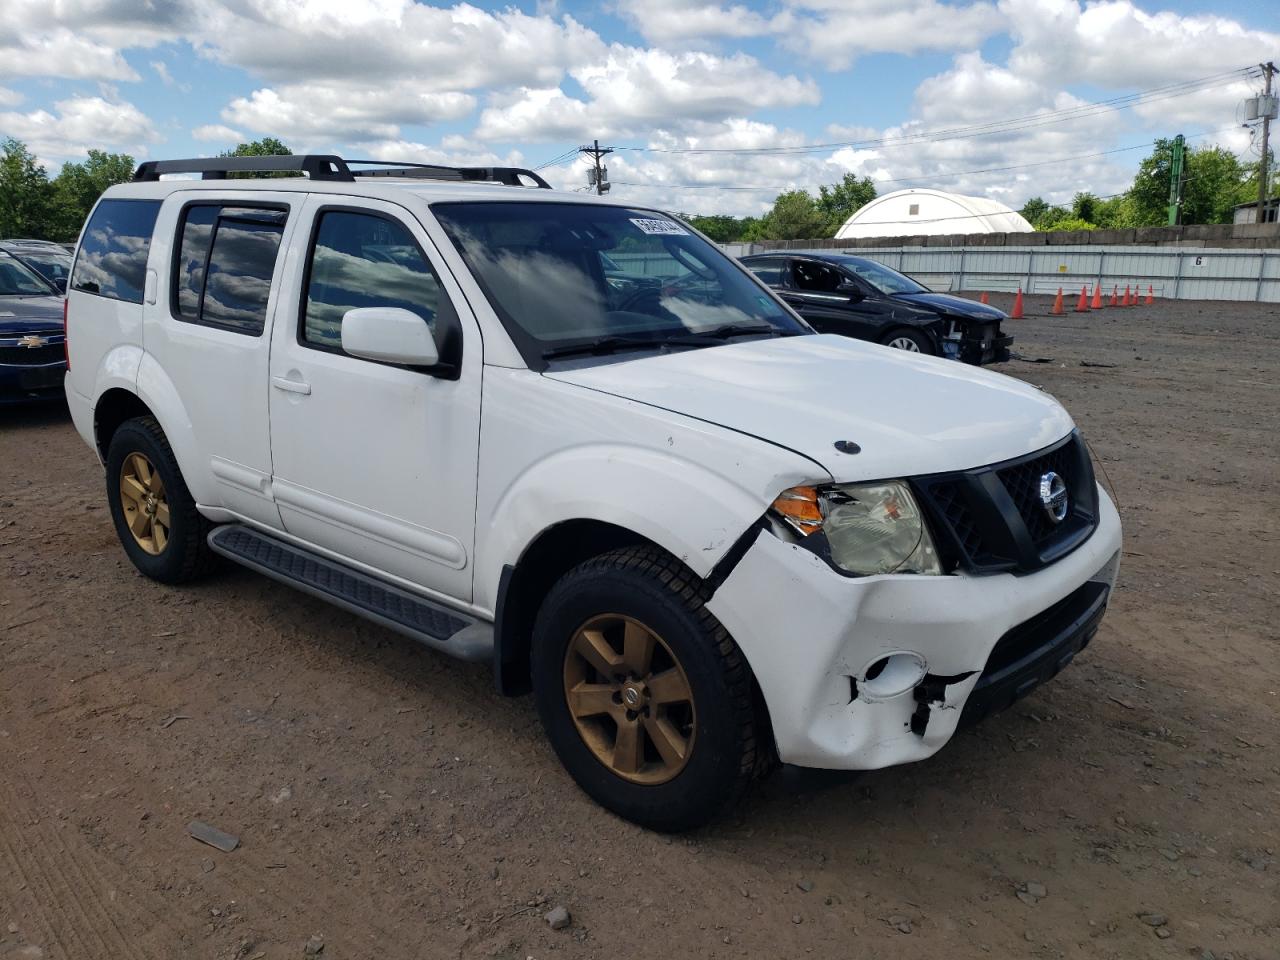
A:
[{"left": 1166, "top": 134, "right": 1185, "bottom": 226}]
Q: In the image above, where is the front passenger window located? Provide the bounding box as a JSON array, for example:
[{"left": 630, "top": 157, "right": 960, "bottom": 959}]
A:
[
  {"left": 792, "top": 261, "right": 844, "bottom": 294},
  {"left": 302, "top": 211, "right": 441, "bottom": 352}
]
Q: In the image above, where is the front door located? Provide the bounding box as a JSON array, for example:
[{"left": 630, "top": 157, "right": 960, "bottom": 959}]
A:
[{"left": 267, "top": 196, "right": 481, "bottom": 603}]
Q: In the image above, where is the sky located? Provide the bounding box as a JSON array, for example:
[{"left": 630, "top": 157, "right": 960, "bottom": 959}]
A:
[{"left": 0, "top": 0, "right": 1276, "bottom": 217}]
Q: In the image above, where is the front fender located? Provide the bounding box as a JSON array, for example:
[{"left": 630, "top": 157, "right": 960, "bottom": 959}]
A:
[
  {"left": 475, "top": 443, "right": 814, "bottom": 611},
  {"left": 134, "top": 351, "right": 213, "bottom": 504}
]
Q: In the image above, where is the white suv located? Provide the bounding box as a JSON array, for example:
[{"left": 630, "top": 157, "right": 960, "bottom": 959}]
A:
[{"left": 65, "top": 155, "right": 1121, "bottom": 831}]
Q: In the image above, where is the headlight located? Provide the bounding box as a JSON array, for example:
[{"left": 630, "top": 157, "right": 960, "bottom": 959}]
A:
[{"left": 771, "top": 481, "right": 943, "bottom": 576}]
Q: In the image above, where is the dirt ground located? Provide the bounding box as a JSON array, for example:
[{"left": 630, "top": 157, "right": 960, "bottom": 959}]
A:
[{"left": 2, "top": 294, "right": 1278, "bottom": 960}]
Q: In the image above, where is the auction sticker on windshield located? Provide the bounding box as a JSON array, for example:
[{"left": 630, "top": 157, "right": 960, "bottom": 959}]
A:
[{"left": 631, "top": 218, "right": 688, "bottom": 236}]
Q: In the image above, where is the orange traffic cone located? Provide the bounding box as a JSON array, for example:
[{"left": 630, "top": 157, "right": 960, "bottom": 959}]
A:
[
  {"left": 1123, "top": 284, "right": 1132, "bottom": 306},
  {"left": 979, "top": 291, "right": 990, "bottom": 304},
  {"left": 1091, "top": 283, "right": 1103, "bottom": 309},
  {"left": 1109, "top": 285, "right": 1119, "bottom": 307},
  {"left": 1051, "top": 287, "right": 1065, "bottom": 315},
  {"left": 1074, "top": 286, "right": 1090, "bottom": 312},
  {"left": 1145, "top": 284, "right": 1154, "bottom": 305},
  {"left": 1010, "top": 287, "right": 1024, "bottom": 319}
]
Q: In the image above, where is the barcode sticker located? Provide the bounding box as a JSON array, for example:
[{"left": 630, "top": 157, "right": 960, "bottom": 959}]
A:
[{"left": 630, "top": 218, "right": 688, "bottom": 236}]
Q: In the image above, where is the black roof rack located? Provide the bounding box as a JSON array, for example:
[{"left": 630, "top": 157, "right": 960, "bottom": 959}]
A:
[
  {"left": 133, "top": 155, "right": 354, "bottom": 182},
  {"left": 345, "top": 161, "right": 551, "bottom": 189},
  {"left": 132, "top": 155, "right": 552, "bottom": 189}
]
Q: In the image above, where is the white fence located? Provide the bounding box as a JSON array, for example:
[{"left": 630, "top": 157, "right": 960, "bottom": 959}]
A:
[{"left": 719, "top": 243, "right": 1280, "bottom": 303}]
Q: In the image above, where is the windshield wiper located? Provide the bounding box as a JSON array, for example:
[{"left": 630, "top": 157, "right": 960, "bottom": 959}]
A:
[
  {"left": 666, "top": 323, "right": 790, "bottom": 342},
  {"left": 541, "top": 335, "right": 675, "bottom": 361},
  {"left": 541, "top": 325, "right": 795, "bottom": 362}
]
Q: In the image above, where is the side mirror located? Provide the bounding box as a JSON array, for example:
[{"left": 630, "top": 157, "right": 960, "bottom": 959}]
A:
[
  {"left": 341, "top": 307, "right": 439, "bottom": 367},
  {"left": 836, "top": 281, "right": 863, "bottom": 301},
  {"left": 53, "top": 277, "right": 68, "bottom": 295}
]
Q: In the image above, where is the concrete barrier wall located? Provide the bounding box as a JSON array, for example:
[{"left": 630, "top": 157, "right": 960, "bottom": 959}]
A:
[{"left": 719, "top": 242, "right": 1280, "bottom": 303}]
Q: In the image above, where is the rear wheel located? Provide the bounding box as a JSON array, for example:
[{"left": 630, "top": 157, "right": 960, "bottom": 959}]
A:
[
  {"left": 105, "top": 416, "right": 216, "bottom": 584},
  {"left": 881, "top": 327, "right": 935, "bottom": 354},
  {"left": 531, "top": 546, "right": 760, "bottom": 831}
]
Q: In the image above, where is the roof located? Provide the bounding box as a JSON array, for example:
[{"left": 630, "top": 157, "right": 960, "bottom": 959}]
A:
[{"left": 835, "top": 188, "right": 1034, "bottom": 238}]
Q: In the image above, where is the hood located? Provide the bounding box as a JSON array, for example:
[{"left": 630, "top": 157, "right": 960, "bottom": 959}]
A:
[
  {"left": 0, "top": 295, "right": 64, "bottom": 333},
  {"left": 545, "top": 334, "right": 1072, "bottom": 481},
  {"left": 892, "top": 291, "right": 1007, "bottom": 322}
]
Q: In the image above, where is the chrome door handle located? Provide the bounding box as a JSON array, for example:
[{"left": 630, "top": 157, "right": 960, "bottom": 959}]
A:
[{"left": 271, "top": 376, "right": 311, "bottom": 395}]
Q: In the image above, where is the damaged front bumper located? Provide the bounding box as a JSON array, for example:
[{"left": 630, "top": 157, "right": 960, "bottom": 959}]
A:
[{"left": 706, "top": 486, "right": 1121, "bottom": 770}]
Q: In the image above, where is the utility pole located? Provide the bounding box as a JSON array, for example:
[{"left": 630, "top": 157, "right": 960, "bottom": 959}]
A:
[
  {"left": 579, "top": 139, "right": 613, "bottom": 195},
  {"left": 1166, "top": 134, "right": 1186, "bottom": 226},
  {"left": 1257, "top": 61, "right": 1276, "bottom": 222}
]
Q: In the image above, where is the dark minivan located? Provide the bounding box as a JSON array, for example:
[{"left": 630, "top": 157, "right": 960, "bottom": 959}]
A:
[{"left": 741, "top": 251, "right": 1011, "bottom": 365}]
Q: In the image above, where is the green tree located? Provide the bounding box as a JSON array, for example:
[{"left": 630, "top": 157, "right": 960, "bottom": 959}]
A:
[
  {"left": 220, "top": 137, "right": 293, "bottom": 178},
  {"left": 816, "top": 173, "right": 876, "bottom": 234},
  {"left": 1019, "top": 197, "right": 1052, "bottom": 227},
  {"left": 687, "top": 214, "right": 751, "bottom": 243},
  {"left": 758, "top": 190, "right": 827, "bottom": 240},
  {"left": 1128, "top": 138, "right": 1250, "bottom": 226},
  {"left": 0, "top": 138, "right": 53, "bottom": 239},
  {"left": 49, "top": 150, "right": 136, "bottom": 239},
  {"left": 1071, "top": 191, "right": 1100, "bottom": 224},
  {"left": 221, "top": 137, "right": 292, "bottom": 158}
]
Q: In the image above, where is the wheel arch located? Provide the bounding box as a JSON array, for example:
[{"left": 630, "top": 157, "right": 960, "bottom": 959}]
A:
[{"left": 492, "top": 518, "right": 654, "bottom": 696}]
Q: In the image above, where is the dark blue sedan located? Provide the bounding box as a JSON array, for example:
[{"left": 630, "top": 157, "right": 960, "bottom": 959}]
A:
[{"left": 0, "top": 251, "right": 66, "bottom": 405}]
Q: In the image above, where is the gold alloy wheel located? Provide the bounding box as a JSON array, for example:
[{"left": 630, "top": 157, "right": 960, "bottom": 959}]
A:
[
  {"left": 118, "top": 452, "right": 170, "bottom": 555},
  {"left": 563, "top": 614, "right": 697, "bottom": 785}
]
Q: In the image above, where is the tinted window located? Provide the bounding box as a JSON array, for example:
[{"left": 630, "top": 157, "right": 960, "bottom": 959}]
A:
[
  {"left": 70, "top": 199, "right": 162, "bottom": 303},
  {"left": 172, "top": 205, "right": 286, "bottom": 336},
  {"left": 745, "top": 257, "right": 787, "bottom": 286},
  {"left": 12, "top": 250, "right": 70, "bottom": 287},
  {"left": 0, "top": 253, "right": 55, "bottom": 296},
  {"left": 792, "top": 261, "right": 844, "bottom": 294},
  {"left": 302, "top": 211, "right": 440, "bottom": 351}
]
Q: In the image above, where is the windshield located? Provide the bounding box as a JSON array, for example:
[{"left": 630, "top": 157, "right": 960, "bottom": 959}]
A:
[
  {"left": 0, "top": 254, "right": 55, "bottom": 296},
  {"left": 431, "top": 202, "right": 804, "bottom": 362},
  {"left": 843, "top": 258, "right": 928, "bottom": 296},
  {"left": 12, "top": 250, "right": 71, "bottom": 285}
]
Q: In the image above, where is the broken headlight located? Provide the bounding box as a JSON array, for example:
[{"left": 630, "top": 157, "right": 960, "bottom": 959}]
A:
[{"left": 771, "top": 481, "right": 943, "bottom": 576}]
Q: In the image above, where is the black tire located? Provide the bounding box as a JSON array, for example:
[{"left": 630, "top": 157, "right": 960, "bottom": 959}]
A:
[
  {"left": 105, "top": 416, "right": 216, "bottom": 584},
  {"left": 531, "top": 546, "right": 760, "bottom": 831},
  {"left": 879, "top": 326, "right": 935, "bottom": 355}
]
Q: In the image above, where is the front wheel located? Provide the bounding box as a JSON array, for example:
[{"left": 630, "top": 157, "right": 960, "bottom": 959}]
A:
[
  {"left": 531, "top": 547, "right": 761, "bottom": 831},
  {"left": 880, "top": 327, "right": 935, "bottom": 354}
]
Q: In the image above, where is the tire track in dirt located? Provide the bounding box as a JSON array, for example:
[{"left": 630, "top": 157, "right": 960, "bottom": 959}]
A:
[{"left": 0, "top": 776, "right": 167, "bottom": 960}]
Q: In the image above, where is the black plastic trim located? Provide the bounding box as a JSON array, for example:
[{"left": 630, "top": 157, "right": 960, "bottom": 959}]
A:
[{"left": 134, "top": 155, "right": 354, "bottom": 182}]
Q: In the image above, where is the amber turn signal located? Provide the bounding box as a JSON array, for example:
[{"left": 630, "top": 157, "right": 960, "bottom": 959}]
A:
[{"left": 771, "top": 485, "right": 824, "bottom": 534}]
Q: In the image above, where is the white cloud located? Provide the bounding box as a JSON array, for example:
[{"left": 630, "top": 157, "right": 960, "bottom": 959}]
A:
[
  {"left": 1002, "top": 0, "right": 1279, "bottom": 89},
  {"left": 0, "top": 28, "right": 139, "bottom": 82},
  {"left": 151, "top": 61, "right": 174, "bottom": 86},
  {"left": 222, "top": 85, "right": 476, "bottom": 147},
  {"left": 0, "top": 87, "right": 23, "bottom": 108},
  {"left": 476, "top": 47, "right": 819, "bottom": 141},
  {"left": 614, "top": 0, "right": 776, "bottom": 46},
  {"left": 776, "top": 0, "right": 1003, "bottom": 70},
  {"left": 0, "top": 96, "right": 159, "bottom": 163},
  {"left": 192, "top": 123, "right": 245, "bottom": 144}
]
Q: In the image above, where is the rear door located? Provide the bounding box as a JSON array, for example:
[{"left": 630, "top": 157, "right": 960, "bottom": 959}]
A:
[
  {"left": 266, "top": 196, "right": 482, "bottom": 602},
  {"left": 142, "top": 190, "right": 298, "bottom": 527}
]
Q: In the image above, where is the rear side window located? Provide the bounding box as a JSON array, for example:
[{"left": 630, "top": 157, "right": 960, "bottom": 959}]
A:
[
  {"left": 301, "top": 210, "right": 441, "bottom": 352},
  {"left": 172, "top": 204, "right": 287, "bottom": 336},
  {"left": 70, "top": 199, "right": 162, "bottom": 303}
]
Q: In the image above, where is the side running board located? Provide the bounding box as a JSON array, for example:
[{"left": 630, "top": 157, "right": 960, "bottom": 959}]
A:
[{"left": 208, "top": 524, "right": 492, "bottom": 662}]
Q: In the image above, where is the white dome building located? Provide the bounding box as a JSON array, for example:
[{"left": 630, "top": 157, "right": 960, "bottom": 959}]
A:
[{"left": 835, "top": 188, "right": 1034, "bottom": 239}]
